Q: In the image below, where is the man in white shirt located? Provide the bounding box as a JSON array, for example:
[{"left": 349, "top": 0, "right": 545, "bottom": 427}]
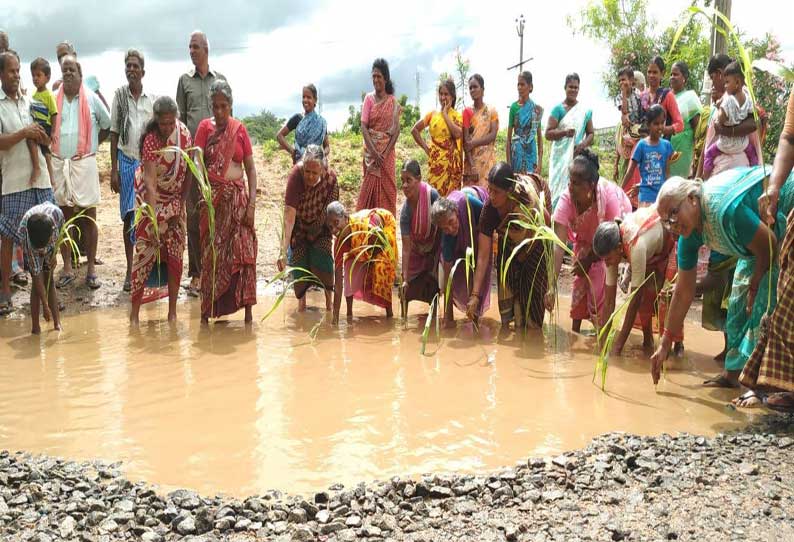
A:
[
  {"left": 110, "top": 49, "right": 154, "bottom": 292},
  {"left": 0, "top": 51, "right": 53, "bottom": 314},
  {"left": 50, "top": 54, "right": 110, "bottom": 290}
]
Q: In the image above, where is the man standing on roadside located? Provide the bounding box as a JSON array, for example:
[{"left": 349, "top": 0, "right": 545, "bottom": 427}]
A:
[
  {"left": 50, "top": 55, "right": 110, "bottom": 291},
  {"left": 110, "top": 49, "right": 154, "bottom": 293},
  {"left": 0, "top": 51, "right": 53, "bottom": 315},
  {"left": 176, "top": 30, "right": 225, "bottom": 297}
]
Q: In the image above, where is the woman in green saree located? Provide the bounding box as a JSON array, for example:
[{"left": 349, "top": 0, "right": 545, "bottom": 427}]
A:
[
  {"left": 669, "top": 61, "right": 702, "bottom": 179},
  {"left": 650, "top": 168, "right": 794, "bottom": 390},
  {"left": 545, "top": 73, "right": 594, "bottom": 207}
]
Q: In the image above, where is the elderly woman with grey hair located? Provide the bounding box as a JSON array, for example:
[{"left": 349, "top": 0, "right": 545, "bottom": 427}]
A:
[
  {"left": 430, "top": 183, "right": 490, "bottom": 328},
  {"left": 650, "top": 167, "right": 794, "bottom": 391},
  {"left": 278, "top": 144, "right": 339, "bottom": 312},
  {"left": 194, "top": 79, "right": 258, "bottom": 323},
  {"left": 326, "top": 201, "right": 397, "bottom": 325},
  {"left": 129, "top": 96, "right": 193, "bottom": 324}
]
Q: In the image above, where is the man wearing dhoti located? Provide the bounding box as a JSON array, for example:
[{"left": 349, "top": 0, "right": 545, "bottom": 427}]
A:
[{"left": 50, "top": 54, "right": 110, "bottom": 290}]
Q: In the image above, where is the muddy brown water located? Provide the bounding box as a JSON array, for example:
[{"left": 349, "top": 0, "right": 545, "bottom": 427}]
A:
[{"left": 0, "top": 291, "right": 756, "bottom": 497}]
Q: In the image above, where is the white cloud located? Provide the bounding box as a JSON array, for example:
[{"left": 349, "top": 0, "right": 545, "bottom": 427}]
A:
[{"left": 12, "top": 0, "right": 791, "bottom": 132}]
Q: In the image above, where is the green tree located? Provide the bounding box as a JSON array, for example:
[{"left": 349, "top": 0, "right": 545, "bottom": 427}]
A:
[
  {"left": 454, "top": 46, "right": 471, "bottom": 110},
  {"left": 744, "top": 34, "right": 794, "bottom": 161},
  {"left": 399, "top": 94, "right": 420, "bottom": 130},
  {"left": 242, "top": 109, "right": 284, "bottom": 143},
  {"left": 567, "top": 0, "right": 708, "bottom": 96},
  {"left": 344, "top": 92, "right": 366, "bottom": 135}
]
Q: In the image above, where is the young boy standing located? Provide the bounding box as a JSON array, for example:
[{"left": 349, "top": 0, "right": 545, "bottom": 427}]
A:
[
  {"left": 28, "top": 57, "right": 57, "bottom": 185},
  {"left": 17, "top": 201, "right": 64, "bottom": 334},
  {"left": 614, "top": 67, "right": 644, "bottom": 191}
]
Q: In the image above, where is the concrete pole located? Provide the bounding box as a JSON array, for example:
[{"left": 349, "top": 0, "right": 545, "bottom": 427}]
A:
[{"left": 711, "top": 0, "right": 732, "bottom": 55}]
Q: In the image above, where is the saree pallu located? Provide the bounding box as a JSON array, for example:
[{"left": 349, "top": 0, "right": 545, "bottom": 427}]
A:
[
  {"left": 358, "top": 95, "right": 398, "bottom": 215},
  {"left": 741, "top": 207, "right": 794, "bottom": 392},
  {"left": 670, "top": 90, "right": 702, "bottom": 178},
  {"left": 289, "top": 171, "right": 339, "bottom": 296},
  {"left": 465, "top": 103, "right": 498, "bottom": 185},
  {"left": 700, "top": 167, "right": 794, "bottom": 372},
  {"left": 619, "top": 207, "right": 679, "bottom": 339},
  {"left": 448, "top": 186, "right": 491, "bottom": 316},
  {"left": 548, "top": 103, "right": 591, "bottom": 206},
  {"left": 496, "top": 175, "right": 551, "bottom": 330},
  {"left": 130, "top": 124, "right": 191, "bottom": 305},
  {"left": 336, "top": 209, "right": 397, "bottom": 309},
  {"left": 405, "top": 182, "right": 440, "bottom": 304},
  {"left": 426, "top": 110, "right": 463, "bottom": 197},
  {"left": 199, "top": 119, "right": 257, "bottom": 319},
  {"left": 510, "top": 100, "right": 540, "bottom": 175}
]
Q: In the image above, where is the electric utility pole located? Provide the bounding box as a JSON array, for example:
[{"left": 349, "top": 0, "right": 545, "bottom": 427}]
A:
[{"left": 507, "top": 14, "right": 532, "bottom": 71}]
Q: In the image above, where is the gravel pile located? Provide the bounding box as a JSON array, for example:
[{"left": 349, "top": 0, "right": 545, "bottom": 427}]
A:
[{"left": 2, "top": 414, "right": 793, "bottom": 541}]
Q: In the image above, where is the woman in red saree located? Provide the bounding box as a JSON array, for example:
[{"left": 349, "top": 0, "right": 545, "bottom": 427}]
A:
[
  {"left": 357, "top": 58, "right": 401, "bottom": 216},
  {"left": 129, "top": 96, "right": 192, "bottom": 324},
  {"left": 194, "top": 80, "right": 258, "bottom": 323}
]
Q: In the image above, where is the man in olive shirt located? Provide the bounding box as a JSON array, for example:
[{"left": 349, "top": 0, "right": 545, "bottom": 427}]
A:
[{"left": 176, "top": 31, "right": 225, "bottom": 295}]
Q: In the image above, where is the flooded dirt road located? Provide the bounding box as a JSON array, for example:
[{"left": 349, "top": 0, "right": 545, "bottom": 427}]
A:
[{"left": 0, "top": 292, "right": 756, "bottom": 497}]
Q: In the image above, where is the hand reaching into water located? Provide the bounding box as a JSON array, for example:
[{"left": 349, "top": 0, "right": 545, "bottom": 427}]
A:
[{"left": 650, "top": 339, "right": 671, "bottom": 385}]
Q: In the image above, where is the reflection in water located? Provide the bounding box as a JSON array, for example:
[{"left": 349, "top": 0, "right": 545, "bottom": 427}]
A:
[{"left": 0, "top": 293, "right": 755, "bottom": 497}]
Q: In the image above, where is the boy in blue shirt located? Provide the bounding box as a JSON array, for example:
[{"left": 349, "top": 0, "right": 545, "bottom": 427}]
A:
[{"left": 622, "top": 104, "right": 674, "bottom": 206}]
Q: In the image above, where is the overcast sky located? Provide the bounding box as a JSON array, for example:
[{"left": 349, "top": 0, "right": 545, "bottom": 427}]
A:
[{"left": 3, "top": 0, "right": 792, "bottom": 131}]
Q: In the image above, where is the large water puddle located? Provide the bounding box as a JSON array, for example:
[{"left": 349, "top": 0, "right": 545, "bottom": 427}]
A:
[{"left": 0, "top": 292, "right": 756, "bottom": 497}]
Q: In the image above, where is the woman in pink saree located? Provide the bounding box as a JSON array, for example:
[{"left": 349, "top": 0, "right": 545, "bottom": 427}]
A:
[
  {"left": 548, "top": 150, "right": 631, "bottom": 332},
  {"left": 357, "top": 58, "right": 401, "bottom": 216}
]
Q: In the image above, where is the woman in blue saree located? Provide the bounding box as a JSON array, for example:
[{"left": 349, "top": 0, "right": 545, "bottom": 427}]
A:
[{"left": 277, "top": 84, "right": 330, "bottom": 163}]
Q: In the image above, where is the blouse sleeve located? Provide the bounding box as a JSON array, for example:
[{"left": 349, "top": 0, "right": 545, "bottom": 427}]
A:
[
  {"left": 478, "top": 203, "right": 499, "bottom": 236},
  {"left": 284, "top": 165, "right": 303, "bottom": 208},
  {"left": 361, "top": 94, "right": 374, "bottom": 125},
  {"left": 552, "top": 190, "right": 573, "bottom": 226},
  {"left": 423, "top": 111, "right": 434, "bottom": 127},
  {"left": 550, "top": 104, "right": 565, "bottom": 122},
  {"left": 286, "top": 113, "right": 302, "bottom": 131},
  {"left": 194, "top": 120, "right": 209, "bottom": 150},
  {"left": 677, "top": 232, "right": 702, "bottom": 271},
  {"left": 783, "top": 88, "right": 794, "bottom": 139},
  {"left": 400, "top": 202, "right": 412, "bottom": 235},
  {"left": 462, "top": 107, "right": 474, "bottom": 130},
  {"left": 663, "top": 92, "right": 684, "bottom": 134},
  {"left": 141, "top": 133, "right": 158, "bottom": 163}
]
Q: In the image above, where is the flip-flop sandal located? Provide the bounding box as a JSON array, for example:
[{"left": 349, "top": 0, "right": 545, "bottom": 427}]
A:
[
  {"left": 123, "top": 279, "right": 131, "bottom": 293},
  {"left": 703, "top": 374, "right": 739, "bottom": 388},
  {"left": 764, "top": 392, "right": 794, "bottom": 413},
  {"left": 12, "top": 273, "right": 28, "bottom": 286},
  {"left": 56, "top": 274, "right": 75, "bottom": 289},
  {"left": 732, "top": 390, "right": 765, "bottom": 409},
  {"left": 86, "top": 275, "right": 101, "bottom": 290}
]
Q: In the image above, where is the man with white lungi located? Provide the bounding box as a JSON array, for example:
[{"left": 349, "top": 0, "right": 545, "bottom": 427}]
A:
[{"left": 50, "top": 54, "right": 110, "bottom": 290}]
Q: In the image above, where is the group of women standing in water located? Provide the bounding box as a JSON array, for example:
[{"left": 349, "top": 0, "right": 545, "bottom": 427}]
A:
[{"left": 118, "top": 51, "right": 794, "bottom": 411}]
